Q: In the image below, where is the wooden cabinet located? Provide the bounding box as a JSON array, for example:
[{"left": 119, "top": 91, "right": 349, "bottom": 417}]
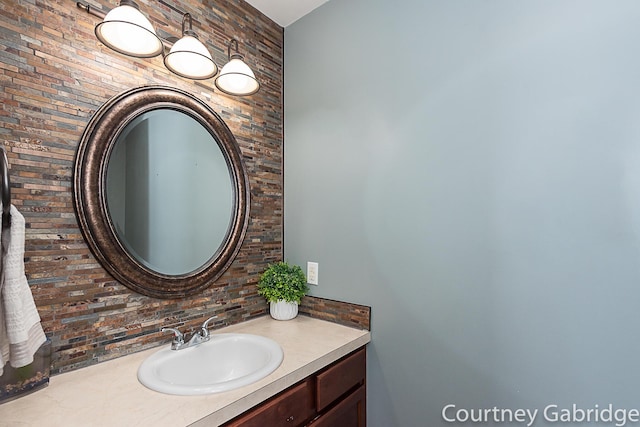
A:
[
  {"left": 315, "top": 347, "right": 366, "bottom": 413},
  {"left": 222, "top": 380, "right": 315, "bottom": 427},
  {"left": 308, "top": 385, "right": 366, "bottom": 427},
  {"left": 222, "top": 347, "right": 366, "bottom": 427}
]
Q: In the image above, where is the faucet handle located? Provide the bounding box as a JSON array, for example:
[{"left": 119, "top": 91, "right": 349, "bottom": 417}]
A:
[
  {"left": 161, "top": 327, "right": 184, "bottom": 345},
  {"left": 200, "top": 316, "right": 218, "bottom": 338}
]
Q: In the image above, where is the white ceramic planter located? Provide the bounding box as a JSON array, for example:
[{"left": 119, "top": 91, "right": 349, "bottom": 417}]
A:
[{"left": 269, "top": 300, "right": 299, "bottom": 321}]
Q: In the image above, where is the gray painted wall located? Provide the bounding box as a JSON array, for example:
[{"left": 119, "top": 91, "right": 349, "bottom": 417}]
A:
[{"left": 284, "top": 1, "right": 640, "bottom": 426}]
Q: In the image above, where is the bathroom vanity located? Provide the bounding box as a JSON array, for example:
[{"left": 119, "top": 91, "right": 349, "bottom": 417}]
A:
[
  {"left": 0, "top": 316, "right": 370, "bottom": 426},
  {"left": 222, "top": 346, "right": 366, "bottom": 426}
]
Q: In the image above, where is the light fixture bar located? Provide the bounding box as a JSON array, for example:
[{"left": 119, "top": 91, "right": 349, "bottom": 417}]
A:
[{"left": 76, "top": 1, "right": 106, "bottom": 19}]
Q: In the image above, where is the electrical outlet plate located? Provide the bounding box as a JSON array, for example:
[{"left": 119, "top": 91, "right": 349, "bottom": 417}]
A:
[{"left": 307, "top": 262, "right": 318, "bottom": 285}]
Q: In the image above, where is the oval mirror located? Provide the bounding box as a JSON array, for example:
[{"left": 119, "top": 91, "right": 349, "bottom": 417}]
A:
[{"left": 74, "top": 85, "right": 250, "bottom": 298}]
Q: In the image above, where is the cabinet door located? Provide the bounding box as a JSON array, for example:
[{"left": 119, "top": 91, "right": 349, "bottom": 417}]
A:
[
  {"left": 308, "top": 384, "right": 366, "bottom": 427},
  {"left": 316, "top": 348, "right": 366, "bottom": 412},
  {"left": 223, "top": 379, "right": 315, "bottom": 427}
]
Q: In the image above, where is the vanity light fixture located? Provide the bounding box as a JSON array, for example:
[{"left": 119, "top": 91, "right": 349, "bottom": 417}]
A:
[
  {"left": 164, "top": 13, "right": 217, "bottom": 80},
  {"left": 76, "top": 2, "right": 260, "bottom": 95},
  {"left": 94, "top": 0, "right": 164, "bottom": 58},
  {"left": 214, "top": 39, "right": 260, "bottom": 96}
]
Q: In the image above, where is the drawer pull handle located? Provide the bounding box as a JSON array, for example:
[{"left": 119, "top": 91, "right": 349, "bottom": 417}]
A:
[{"left": 286, "top": 415, "right": 295, "bottom": 422}]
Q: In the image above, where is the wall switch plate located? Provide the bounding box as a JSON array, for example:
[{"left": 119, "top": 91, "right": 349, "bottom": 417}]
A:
[{"left": 307, "top": 262, "right": 318, "bottom": 285}]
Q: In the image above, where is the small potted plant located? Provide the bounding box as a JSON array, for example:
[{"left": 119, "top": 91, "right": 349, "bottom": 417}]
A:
[{"left": 257, "top": 261, "right": 309, "bottom": 320}]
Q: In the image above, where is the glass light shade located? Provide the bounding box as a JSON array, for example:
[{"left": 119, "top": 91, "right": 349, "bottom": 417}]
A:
[
  {"left": 214, "top": 57, "right": 260, "bottom": 96},
  {"left": 95, "top": 3, "right": 163, "bottom": 58},
  {"left": 164, "top": 35, "right": 218, "bottom": 80}
]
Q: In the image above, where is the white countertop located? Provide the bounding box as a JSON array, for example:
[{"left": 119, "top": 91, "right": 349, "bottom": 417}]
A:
[{"left": 0, "top": 316, "right": 371, "bottom": 427}]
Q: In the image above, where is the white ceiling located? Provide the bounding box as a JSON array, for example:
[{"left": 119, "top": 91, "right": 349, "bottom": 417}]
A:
[{"left": 245, "top": 0, "right": 330, "bottom": 27}]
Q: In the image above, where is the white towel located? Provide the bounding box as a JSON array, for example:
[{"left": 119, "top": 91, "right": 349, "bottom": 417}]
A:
[{"left": 0, "top": 205, "right": 46, "bottom": 376}]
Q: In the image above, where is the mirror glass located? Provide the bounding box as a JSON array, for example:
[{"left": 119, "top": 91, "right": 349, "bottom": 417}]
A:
[
  {"left": 74, "top": 85, "right": 250, "bottom": 299},
  {"left": 106, "top": 109, "right": 233, "bottom": 275}
]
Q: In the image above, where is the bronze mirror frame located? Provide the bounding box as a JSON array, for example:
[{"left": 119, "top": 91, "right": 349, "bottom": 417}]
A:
[{"left": 73, "top": 85, "right": 250, "bottom": 299}]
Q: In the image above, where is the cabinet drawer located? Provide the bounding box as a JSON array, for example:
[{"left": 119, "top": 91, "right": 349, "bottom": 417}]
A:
[
  {"left": 309, "top": 384, "right": 366, "bottom": 427},
  {"left": 223, "top": 379, "right": 315, "bottom": 427},
  {"left": 316, "top": 348, "right": 366, "bottom": 412}
]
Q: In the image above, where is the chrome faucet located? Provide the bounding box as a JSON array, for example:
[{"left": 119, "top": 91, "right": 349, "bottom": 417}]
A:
[{"left": 161, "top": 316, "right": 217, "bottom": 351}]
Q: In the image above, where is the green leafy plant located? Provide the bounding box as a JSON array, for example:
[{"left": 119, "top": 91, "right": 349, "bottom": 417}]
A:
[{"left": 257, "top": 261, "right": 309, "bottom": 303}]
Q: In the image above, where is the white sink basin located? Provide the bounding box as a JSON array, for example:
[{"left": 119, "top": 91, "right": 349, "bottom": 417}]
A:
[{"left": 137, "top": 333, "right": 283, "bottom": 395}]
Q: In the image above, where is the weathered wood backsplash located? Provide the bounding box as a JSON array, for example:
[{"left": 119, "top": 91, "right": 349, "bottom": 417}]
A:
[{"left": 0, "top": 0, "right": 283, "bottom": 374}]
